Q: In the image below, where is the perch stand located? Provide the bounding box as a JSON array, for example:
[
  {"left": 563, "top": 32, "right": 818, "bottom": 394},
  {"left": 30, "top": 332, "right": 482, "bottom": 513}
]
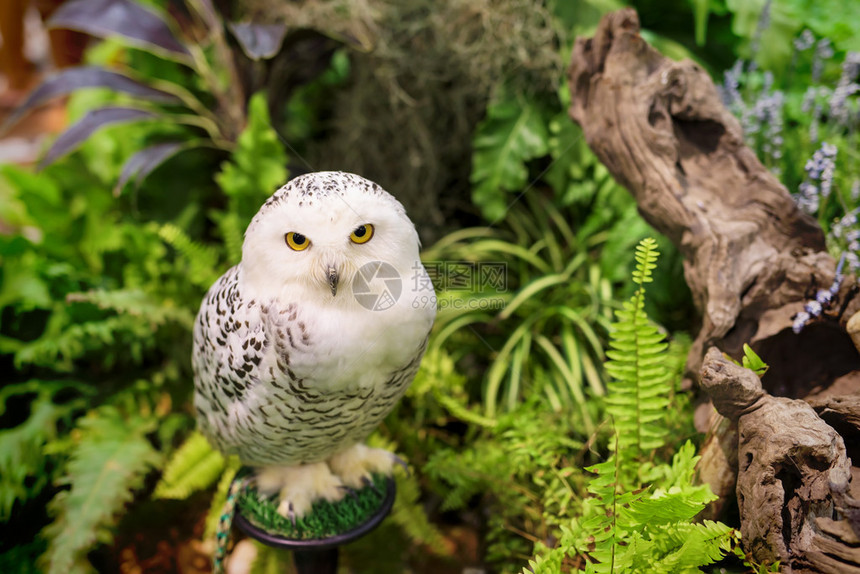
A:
[{"left": 231, "top": 473, "right": 396, "bottom": 574}]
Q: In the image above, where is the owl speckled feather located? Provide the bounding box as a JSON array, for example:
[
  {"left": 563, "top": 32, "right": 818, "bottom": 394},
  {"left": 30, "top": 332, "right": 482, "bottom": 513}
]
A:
[{"left": 193, "top": 172, "right": 435, "bottom": 517}]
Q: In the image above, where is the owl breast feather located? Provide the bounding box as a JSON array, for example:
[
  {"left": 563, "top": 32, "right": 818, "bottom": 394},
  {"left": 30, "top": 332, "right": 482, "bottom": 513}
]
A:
[{"left": 192, "top": 264, "right": 429, "bottom": 466}]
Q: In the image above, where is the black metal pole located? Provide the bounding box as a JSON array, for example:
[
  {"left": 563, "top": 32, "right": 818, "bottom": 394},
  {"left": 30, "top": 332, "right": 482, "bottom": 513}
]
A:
[{"left": 292, "top": 548, "right": 338, "bottom": 574}]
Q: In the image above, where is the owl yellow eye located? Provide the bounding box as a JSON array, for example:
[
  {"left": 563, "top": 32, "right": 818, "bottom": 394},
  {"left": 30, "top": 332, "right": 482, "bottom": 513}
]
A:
[
  {"left": 285, "top": 232, "right": 310, "bottom": 251},
  {"left": 350, "top": 224, "right": 374, "bottom": 244}
]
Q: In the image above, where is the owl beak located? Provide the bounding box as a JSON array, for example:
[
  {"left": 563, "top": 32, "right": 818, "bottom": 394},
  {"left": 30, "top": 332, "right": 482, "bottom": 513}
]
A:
[{"left": 327, "top": 264, "right": 339, "bottom": 296}]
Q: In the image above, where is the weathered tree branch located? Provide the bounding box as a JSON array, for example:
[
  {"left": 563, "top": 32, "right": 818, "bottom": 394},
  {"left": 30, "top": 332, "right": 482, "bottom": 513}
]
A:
[
  {"left": 566, "top": 8, "right": 859, "bottom": 388},
  {"left": 567, "top": 8, "right": 860, "bottom": 570},
  {"left": 702, "top": 349, "right": 859, "bottom": 572}
]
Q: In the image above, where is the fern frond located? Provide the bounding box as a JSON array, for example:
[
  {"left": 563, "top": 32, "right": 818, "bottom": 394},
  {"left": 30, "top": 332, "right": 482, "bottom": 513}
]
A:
[
  {"left": 365, "top": 435, "right": 448, "bottom": 552},
  {"left": 631, "top": 237, "right": 659, "bottom": 286},
  {"left": 390, "top": 469, "right": 449, "bottom": 552},
  {"left": 154, "top": 431, "right": 225, "bottom": 499},
  {"left": 524, "top": 544, "right": 565, "bottom": 574},
  {"left": 210, "top": 210, "right": 244, "bottom": 265},
  {"left": 40, "top": 406, "right": 161, "bottom": 574},
  {"left": 646, "top": 520, "right": 737, "bottom": 572},
  {"left": 0, "top": 381, "right": 89, "bottom": 521},
  {"left": 15, "top": 314, "right": 155, "bottom": 370},
  {"left": 604, "top": 238, "right": 671, "bottom": 465},
  {"left": 66, "top": 289, "right": 194, "bottom": 329},
  {"left": 157, "top": 223, "right": 220, "bottom": 289},
  {"left": 622, "top": 485, "right": 717, "bottom": 526}
]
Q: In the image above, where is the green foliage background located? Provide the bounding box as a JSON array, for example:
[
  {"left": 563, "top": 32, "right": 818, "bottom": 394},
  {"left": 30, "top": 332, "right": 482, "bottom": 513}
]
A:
[{"left": 1, "top": 0, "right": 857, "bottom": 572}]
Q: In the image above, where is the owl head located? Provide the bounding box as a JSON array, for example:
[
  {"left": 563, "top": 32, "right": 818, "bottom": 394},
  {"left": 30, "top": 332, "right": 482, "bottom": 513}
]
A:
[{"left": 240, "top": 172, "right": 422, "bottom": 304}]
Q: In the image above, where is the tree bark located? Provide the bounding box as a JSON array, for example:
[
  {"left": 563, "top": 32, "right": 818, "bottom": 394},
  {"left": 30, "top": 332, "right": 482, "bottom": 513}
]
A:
[{"left": 567, "top": 8, "right": 860, "bottom": 571}]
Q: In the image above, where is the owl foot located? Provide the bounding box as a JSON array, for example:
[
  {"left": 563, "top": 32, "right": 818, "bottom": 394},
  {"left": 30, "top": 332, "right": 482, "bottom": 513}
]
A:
[
  {"left": 327, "top": 443, "right": 399, "bottom": 489},
  {"left": 254, "top": 462, "right": 345, "bottom": 520}
]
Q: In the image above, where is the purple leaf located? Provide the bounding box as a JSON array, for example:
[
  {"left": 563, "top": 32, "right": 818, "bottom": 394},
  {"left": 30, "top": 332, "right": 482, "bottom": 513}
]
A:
[
  {"left": 227, "top": 22, "right": 287, "bottom": 61},
  {"left": 48, "top": 0, "right": 190, "bottom": 59},
  {"left": 39, "top": 107, "right": 159, "bottom": 169},
  {"left": 3, "top": 66, "right": 178, "bottom": 131},
  {"left": 114, "top": 141, "right": 186, "bottom": 194}
]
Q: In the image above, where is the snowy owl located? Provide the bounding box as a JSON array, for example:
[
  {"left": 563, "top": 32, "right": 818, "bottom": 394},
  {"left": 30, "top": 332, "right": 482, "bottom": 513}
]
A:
[{"left": 192, "top": 171, "right": 435, "bottom": 519}]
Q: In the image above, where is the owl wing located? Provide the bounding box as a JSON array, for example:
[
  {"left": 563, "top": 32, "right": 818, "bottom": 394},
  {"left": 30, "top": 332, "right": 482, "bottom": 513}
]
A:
[{"left": 192, "top": 265, "right": 271, "bottom": 452}]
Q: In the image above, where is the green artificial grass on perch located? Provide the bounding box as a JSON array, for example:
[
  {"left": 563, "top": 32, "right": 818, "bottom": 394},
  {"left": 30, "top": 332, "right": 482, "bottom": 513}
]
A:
[
  {"left": 213, "top": 469, "right": 397, "bottom": 574},
  {"left": 236, "top": 472, "right": 391, "bottom": 540}
]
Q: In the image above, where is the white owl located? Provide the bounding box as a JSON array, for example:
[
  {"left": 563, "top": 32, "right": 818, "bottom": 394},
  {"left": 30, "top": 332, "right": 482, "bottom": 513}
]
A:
[{"left": 192, "top": 171, "right": 436, "bottom": 519}]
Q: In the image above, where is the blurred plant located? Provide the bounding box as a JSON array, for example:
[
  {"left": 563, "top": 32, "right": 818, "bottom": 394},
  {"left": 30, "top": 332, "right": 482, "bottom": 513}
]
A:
[
  {"left": 0, "top": 84, "right": 288, "bottom": 571},
  {"left": 4, "top": 0, "right": 293, "bottom": 189},
  {"left": 724, "top": 0, "right": 860, "bottom": 72},
  {"left": 422, "top": 192, "right": 614, "bottom": 429},
  {"left": 720, "top": 21, "right": 860, "bottom": 272}
]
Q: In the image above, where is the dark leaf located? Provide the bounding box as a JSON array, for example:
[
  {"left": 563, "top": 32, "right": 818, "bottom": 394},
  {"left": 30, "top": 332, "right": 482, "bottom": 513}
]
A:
[
  {"left": 39, "top": 107, "right": 159, "bottom": 169},
  {"left": 227, "top": 22, "right": 287, "bottom": 61},
  {"left": 114, "top": 141, "right": 187, "bottom": 194},
  {"left": 48, "top": 0, "right": 190, "bottom": 59},
  {"left": 2, "top": 67, "right": 177, "bottom": 132}
]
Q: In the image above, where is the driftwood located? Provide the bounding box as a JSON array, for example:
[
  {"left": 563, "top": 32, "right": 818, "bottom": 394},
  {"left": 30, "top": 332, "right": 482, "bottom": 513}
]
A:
[
  {"left": 567, "top": 8, "right": 860, "bottom": 571},
  {"left": 702, "top": 349, "right": 860, "bottom": 572}
]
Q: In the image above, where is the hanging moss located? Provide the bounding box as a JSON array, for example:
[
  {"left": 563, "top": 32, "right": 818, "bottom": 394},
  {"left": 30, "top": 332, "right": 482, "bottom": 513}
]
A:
[{"left": 241, "top": 0, "right": 563, "bottom": 243}]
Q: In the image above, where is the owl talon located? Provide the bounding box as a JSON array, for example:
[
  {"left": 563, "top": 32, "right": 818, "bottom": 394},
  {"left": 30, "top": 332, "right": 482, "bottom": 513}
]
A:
[
  {"left": 361, "top": 475, "right": 381, "bottom": 494},
  {"left": 259, "top": 462, "right": 345, "bottom": 520},
  {"left": 287, "top": 502, "right": 297, "bottom": 527},
  {"left": 328, "top": 444, "right": 399, "bottom": 489},
  {"left": 338, "top": 484, "right": 360, "bottom": 501}
]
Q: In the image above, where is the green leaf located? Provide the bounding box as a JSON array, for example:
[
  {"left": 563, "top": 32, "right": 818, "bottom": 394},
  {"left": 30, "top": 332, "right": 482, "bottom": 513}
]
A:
[
  {"left": 605, "top": 238, "right": 670, "bottom": 465},
  {"left": 742, "top": 343, "right": 769, "bottom": 376},
  {"left": 40, "top": 406, "right": 162, "bottom": 574},
  {"left": 470, "top": 95, "right": 549, "bottom": 221},
  {"left": 0, "top": 382, "right": 89, "bottom": 520},
  {"left": 692, "top": 0, "right": 711, "bottom": 45},
  {"left": 154, "top": 431, "right": 224, "bottom": 499},
  {"left": 215, "top": 92, "right": 288, "bottom": 226},
  {"left": 158, "top": 223, "right": 221, "bottom": 289}
]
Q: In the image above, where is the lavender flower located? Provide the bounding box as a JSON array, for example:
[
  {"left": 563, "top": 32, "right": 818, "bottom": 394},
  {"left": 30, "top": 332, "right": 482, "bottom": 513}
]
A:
[
  {"left": 793, "top": 29, "right": 815, "bottom": 52},
  {"left": 751, "top": 73, "right": 785, "bottom": 166},
  {"left": 831, "top": 209, "right": 860, "bottom": 274},
  {"left": 794, "top": 143, "right": 837, "bottom": 214},
  {"left": 801, "top": 86, "right": 826, "bottom": 143},
  {"left": 847, "top": 252, "right": 859, "bottom": 274},
  {"left": 793, "top": 253, "right": 847, "bottom": 333},
  {"left": 805, "top": 142, "right": 837, "bottom": 198},
  {"left": 829, "top": 52, "right": 860, "bottom": 127},
  {"left": 721, "top": 59, "right": 745, "bottom": 111},
  {"left": 793, "top": 311, "right": 810, "bottom": 333},
  {"left": 796, "top": 181, "right": 820, "bottom": 214},
  {"left": 812, "top": 38, "right": 834, "bottom": 82}
]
